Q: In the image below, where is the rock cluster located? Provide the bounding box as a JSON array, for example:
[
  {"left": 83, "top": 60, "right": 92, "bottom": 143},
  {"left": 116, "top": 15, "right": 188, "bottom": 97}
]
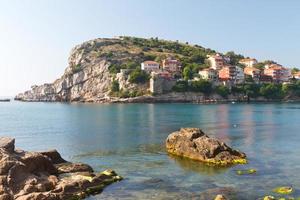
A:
[
  {"left": 166, "top": 128, "right": 246, "bottom": 166},
  {"left": 0, "top": 137, "right": 122, "bottom": 200}
]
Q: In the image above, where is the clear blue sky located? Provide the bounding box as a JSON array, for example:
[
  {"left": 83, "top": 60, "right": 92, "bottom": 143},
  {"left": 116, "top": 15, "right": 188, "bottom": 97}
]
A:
[{"left": 0, "top": 0, "right": 299, "bottom": 96}]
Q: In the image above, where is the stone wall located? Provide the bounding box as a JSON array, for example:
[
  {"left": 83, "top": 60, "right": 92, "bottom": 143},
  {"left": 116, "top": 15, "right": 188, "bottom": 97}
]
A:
[{"left": 150, "top": 77, "right": 176, "bottom": 95}]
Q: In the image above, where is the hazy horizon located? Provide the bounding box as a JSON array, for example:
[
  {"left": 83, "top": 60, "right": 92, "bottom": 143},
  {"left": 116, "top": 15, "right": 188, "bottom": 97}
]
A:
[{"left": 1, "top": 0, "right": 300, "bottom": 96}]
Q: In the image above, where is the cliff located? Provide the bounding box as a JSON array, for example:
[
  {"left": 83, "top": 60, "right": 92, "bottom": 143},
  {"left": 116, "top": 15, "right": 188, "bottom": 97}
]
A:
[
  {"left": 15, "top": 36, "right": 216, "bottom": 102},
  {"left": 15, "top": 39, "right": 118, "bottom": 102}
]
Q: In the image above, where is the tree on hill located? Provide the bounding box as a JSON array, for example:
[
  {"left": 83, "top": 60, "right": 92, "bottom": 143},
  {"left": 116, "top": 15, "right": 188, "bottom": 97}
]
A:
[
  {"left": 291, "top": 67, "right": 300, "bottom": 74},
  {"left": 215, "top": 86, "right": 230, "bottom": 97},
  {"left": 190, "top": 80, "right": 212, "bottom": 94},
  {"left": 259, "top": 83, "right": 283, "bottom": 99},
  {"left": 225, "top": 51, "right": 244, "bottom": 65},
  {"left": 129, "top": 69, "right": 150, "bottom": 84},
  {"left": 111, "top": 79, "right": 120, "bottom": 92},
  {"left": 183, "top": 66, "right": 193, "bottom": 80}
]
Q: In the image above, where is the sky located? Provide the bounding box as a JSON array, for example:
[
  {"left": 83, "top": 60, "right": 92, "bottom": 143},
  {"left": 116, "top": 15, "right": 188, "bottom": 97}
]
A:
[{"left": 0, "top": 0, "right": 300, "bottom": 96}]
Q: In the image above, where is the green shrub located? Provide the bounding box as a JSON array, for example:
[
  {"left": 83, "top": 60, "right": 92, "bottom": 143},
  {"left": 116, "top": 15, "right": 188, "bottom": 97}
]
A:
[
  {"left": 259, "top": 83, "right": 283, "bottom": 99},
  {"left": 108, "top": 64, "right": 121, "bottom": 74},
  {"left": 72, "top": 64, "right": 81, "bottom": 73},
  {"left": 190, "top": 80, "right": 212, "bottom": 94},
  {"left": 183, "top": 66, "right": 193, "bottom": 80},
  {"left": 129, "top": 69, "right": 150, "bottom": 84},
  {"left": 111, "top": 80, "right": 119, "bottom": 92},
  {"left": 216, "top": 86, "right": 230, "bottom": 97},
  {"left": 172, "top": 80, "right": 189, "bottom": 92}
]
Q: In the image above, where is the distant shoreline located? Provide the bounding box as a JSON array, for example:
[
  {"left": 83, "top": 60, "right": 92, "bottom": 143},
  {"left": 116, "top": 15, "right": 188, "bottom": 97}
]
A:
[{"left": 14, "top": 92, "right": 300, "bottom": 104}]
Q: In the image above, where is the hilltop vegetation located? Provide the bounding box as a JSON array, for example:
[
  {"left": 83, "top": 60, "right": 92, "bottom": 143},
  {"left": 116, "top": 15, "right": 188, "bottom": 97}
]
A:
[{"left": 89, "top": 36, "right": 244, "bottom": 77}]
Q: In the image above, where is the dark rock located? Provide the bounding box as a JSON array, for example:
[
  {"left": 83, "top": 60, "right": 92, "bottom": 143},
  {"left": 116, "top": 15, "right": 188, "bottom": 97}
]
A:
[
  {"left": 166, "top": 128, "right": 246, "bottom": 166},
  {"left": 0, "top": 137, "right": 122, "bottom": 200},
  {"left": 55, "top": 162, "right": 93, "bottom": 174},
  {"left": 0, "top": 137, "right": 15, "bottom": 153},
  {"left": 40, "top": 150, "right": 67, "bottom": 164}
]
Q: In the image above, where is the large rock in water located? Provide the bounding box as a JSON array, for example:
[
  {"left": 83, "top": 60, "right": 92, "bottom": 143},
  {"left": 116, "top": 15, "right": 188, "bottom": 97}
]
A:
[
  {"left": 0, "top": 137, "right": 122, "bottom": 200},
  {"left": 166, "top": 128, "right": 246, "bottom": 166}
]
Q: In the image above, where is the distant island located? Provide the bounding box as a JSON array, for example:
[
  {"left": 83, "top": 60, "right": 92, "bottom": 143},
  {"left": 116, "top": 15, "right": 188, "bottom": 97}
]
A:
[
  {"left": 0, "top": 98, "right": 10, "bottom": 102},
  {"left": 15, "top": 36, "right": 300, "bottom": 103}
]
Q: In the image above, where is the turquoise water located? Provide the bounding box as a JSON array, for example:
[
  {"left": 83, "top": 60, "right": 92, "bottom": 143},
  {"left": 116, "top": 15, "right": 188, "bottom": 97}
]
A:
[{"left": 0, "top": 101, "right": 300, "bottom": 199}]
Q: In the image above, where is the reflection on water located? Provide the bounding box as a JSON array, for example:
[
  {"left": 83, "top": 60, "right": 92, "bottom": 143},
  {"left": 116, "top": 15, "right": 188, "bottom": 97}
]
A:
[
  {"left": 167, "top": 154, "right": 229, "bottom": 175},
  {"left": 74, "top": 143, "right": 166, "bottom": 159},
  {"left": 1, "top": 102, "right": 300, "bottom": 199}
]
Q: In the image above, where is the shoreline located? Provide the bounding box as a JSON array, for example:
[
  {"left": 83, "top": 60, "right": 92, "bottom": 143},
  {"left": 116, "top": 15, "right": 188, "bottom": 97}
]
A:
[{"left": 14, "top": 92, "right": 300, "bottom": 104}]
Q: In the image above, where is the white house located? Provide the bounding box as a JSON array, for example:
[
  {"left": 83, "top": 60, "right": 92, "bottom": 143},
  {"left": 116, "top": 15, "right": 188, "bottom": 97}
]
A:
[
  {"left": 239, "top": 58, "right": 258, "bottom": 68},
  {"left": 235, "top": 66, "right": 245, "bottom": 84},
  {"left": 207, "top": 54, "right": 228, "bottom": 70},
  {"left": 141, "top": 61, "right": 160, "bottom": 73},
  {"left": 198, "top": 68, "right": 218, "bottom": 81}
]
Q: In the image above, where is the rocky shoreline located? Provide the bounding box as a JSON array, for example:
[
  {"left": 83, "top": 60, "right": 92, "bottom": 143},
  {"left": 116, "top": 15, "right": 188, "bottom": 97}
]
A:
[
  {"left": 0, "top": 137, "right": 122, "bottom": 200},
  {"left": 15, "top": 92, "right": 299, "bottom": 104}
]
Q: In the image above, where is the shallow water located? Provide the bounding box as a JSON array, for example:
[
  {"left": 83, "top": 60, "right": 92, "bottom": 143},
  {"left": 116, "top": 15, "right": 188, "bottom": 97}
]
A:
[{"left": 0, "top": 101, "right": 300, "bottom": 199}]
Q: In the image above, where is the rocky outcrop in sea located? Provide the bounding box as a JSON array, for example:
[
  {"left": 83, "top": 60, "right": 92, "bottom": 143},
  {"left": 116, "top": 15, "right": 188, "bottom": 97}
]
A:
[
  {"left": 0, "top": 137, "right": 122, "bottom": 200},
  {"left": 166, "top": 128, "right": 247, "bottom": 166}
]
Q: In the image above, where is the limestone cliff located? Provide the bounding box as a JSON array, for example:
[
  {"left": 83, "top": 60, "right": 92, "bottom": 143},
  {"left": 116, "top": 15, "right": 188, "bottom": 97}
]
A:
[{"left": 15, "top": 39, "right": 117, "bottom": 102}]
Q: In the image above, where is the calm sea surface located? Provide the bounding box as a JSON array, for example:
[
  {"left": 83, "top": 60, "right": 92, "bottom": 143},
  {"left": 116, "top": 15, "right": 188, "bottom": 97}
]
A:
[{"left": 0, "top": 101, "right": 300, "bottom": 199}]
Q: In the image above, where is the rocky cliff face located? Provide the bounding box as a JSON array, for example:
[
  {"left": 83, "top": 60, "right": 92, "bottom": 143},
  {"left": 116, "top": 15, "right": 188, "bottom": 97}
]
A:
[{"left": 15, "top": 39, "right": 118, "bottom": 102}]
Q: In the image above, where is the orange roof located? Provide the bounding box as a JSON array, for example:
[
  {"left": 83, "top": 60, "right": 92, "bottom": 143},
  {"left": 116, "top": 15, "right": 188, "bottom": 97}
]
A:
[
  {"left": 244, "top": 67, "right": 260, "bottom": 72},
  {"left": 143, "top": 61, "right": 159, "bottom": 65},
  {"left": 269, "top": 66, "right": 284, "bottom": 70},
  {"left": 239, "top": 58, "right": 257, "bottom": 63},
  {"left": 292, "top": 72, "right": 300, "bottom": 77}
]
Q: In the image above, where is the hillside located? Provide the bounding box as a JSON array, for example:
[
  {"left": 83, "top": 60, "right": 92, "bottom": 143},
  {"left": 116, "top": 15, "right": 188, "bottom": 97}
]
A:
[
  {"left": 14, "top": 36, "right": 230, "bottom": 102},
  {"left": 15, "top": 36, "right": 300, "bottom": 103}
]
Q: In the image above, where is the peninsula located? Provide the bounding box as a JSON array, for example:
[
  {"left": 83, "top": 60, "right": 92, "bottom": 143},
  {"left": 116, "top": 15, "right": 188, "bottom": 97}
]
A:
[{"left": 15, "top": 36, "right": 300, "bottom": 103}]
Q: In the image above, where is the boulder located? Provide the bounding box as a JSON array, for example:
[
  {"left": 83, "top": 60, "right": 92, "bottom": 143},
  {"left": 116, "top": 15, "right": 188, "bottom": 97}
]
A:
[
  {"left": 39, "top": 149, "right": 67, "bottom": 164},
  {"left": 215, "top": 194, "right": 227, "bottom": 200},
  {"left": 0, "top": 137, "right": 15, "bottom": 153},
  {"left": 166, "top": 128, "right": 246, "bottom": 166},
  {"left": 0, "top": 137, "right": 122, "bottom": 200},
  {"left": 56, "top": 162, "right": 93, "bottom": 174}
]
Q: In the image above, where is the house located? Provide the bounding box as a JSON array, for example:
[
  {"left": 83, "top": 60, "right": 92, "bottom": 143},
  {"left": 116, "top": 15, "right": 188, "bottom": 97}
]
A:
[
  {"left": 207, "top": 54, "right": 228, "bottom": 70},
  {"left": 162, "top": 58, "right": 182, "bottom": 74},
  {"left": 151, "top": 71, "right": 173, "bottom": 79},
  {"left": 235, "top": 66, "right": 245, "bottom": 84},
  {"left": 244, "top": 67, "right": 261, "bottom": 82},
  {"left": 259, "top": 75, "right": 273, "bottom": 83},
  {"left": 218, "top": 65, "right": 237, "bottom": 81},
  {"left": 218, "top": 66, "right": 244, "bottom": 84},
  {"left": 141, "top": 61, "right": 160, "bottom": 73},
  {"left": 198, "top": 68, "right": 218, "bottom": 81},
  {"left": 239, "top": 58, "right": 258, "bottom": 68},
  {"left": 263, "top": 64, "right": 291, "bottom": 83}
]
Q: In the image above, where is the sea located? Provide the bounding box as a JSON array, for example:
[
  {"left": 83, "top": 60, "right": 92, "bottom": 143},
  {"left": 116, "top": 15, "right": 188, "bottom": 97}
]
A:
[{"left": 0, "top": 100, "right": 299, "bottom": 199}]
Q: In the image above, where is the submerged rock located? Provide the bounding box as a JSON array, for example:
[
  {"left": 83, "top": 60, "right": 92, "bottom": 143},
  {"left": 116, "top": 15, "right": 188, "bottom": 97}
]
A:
[
  {"left": 0, "top": 137, "right": 122, "bottom": 200},
  {"left": 236, "top": 169, "right": 257, "bottom": 175},
  {"left": 215, "top": 194, "right": 227, "bottom": 200},
  {"left": 166, "top": 128, "right": 246, "bottom": 166},
  {"left": 272, "top": 186, "right": 293, "bottom": 195}
]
